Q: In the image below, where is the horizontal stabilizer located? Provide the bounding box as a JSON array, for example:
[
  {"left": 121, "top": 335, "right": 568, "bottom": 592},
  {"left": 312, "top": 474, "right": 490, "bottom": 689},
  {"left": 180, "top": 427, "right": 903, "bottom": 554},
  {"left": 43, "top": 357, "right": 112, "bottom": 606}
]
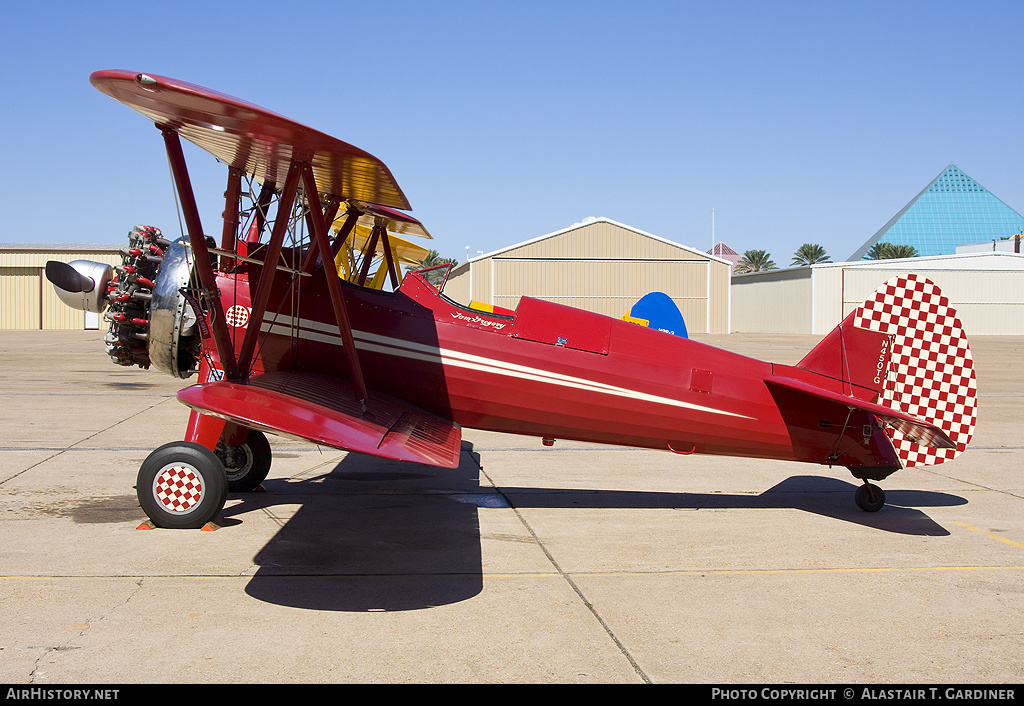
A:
[
  {"left": 177, "top": 371, "right": 462, "bottom": 468},
  {"left": 765, "top": 375, "right": 955, "bottom": 450}
]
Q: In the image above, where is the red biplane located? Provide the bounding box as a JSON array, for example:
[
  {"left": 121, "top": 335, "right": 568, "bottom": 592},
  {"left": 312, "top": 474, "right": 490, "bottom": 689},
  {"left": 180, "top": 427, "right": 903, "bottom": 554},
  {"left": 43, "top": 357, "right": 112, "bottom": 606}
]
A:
[{"left": 48, "top": 70, "right": 978, "bottom": 529}]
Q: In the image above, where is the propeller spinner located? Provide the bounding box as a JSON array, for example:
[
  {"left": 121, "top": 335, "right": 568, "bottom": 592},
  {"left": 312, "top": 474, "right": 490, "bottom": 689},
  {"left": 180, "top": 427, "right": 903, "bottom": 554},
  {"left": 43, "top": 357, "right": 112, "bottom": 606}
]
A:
[
  {"left": 45, "top": 261, "right": 96, "bottom": 293},
  {"left": 44, "top": 260, "right": 113, "bottom": 313}
]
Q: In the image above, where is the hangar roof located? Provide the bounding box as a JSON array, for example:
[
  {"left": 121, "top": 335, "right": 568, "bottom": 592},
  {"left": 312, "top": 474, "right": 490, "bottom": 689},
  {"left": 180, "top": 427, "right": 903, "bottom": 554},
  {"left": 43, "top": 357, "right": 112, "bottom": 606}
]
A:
[{"left": 468, "top": 217, "right": 730, "bottom": 265}]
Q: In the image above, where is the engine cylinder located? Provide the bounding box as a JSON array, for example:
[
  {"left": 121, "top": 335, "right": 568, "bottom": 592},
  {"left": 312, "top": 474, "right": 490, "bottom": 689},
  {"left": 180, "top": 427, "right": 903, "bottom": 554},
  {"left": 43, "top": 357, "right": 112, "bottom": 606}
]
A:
[{"left": 103, "top": 226, "right": 201, "bottom": 377}]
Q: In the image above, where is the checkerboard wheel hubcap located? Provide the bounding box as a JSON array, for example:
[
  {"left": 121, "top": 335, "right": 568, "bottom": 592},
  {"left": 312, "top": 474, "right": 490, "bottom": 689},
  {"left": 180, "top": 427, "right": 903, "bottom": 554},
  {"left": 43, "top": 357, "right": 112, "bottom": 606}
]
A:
[{"left": 153, "top": 464, "right": 205, "bottom": 514}]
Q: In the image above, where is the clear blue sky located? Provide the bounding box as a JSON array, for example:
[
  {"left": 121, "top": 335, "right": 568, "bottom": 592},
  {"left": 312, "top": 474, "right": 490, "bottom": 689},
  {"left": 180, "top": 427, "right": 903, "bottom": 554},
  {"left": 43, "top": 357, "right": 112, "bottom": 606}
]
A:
[{"left": 3, "top": 0, "right": 1022, "bottom": 264}]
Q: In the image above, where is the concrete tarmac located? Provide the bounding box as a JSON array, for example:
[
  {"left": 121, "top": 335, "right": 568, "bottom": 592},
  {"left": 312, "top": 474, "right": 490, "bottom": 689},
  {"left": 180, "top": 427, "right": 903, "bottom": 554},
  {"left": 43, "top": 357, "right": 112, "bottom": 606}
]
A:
[{"left": 0, "top": 330, "right": 1021, "bottom": 684}]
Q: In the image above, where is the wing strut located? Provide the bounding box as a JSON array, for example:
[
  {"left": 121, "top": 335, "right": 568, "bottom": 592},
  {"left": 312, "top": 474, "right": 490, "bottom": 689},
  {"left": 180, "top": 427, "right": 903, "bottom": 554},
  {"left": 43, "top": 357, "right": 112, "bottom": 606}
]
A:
[
  {"left": 234, "top": 161, "right": 302, "bottom": 378},
  {"left": 160, "top": 127, "right": 239, "bottom": 380},
  {"left": 380, "top": 230, "right": 401, "bottom": 289},
  {"left": 252, "top": 180, "right": 276, "bottom": 242},
  {"left": 220, "top": 167, "right": 243, "bottom": 260},
  {"left": 357, "top": 224, "right": 383, "bottom": 286},
  {"left": 299, "top": 163, "right": 369, "bottom": 403},
  {"left": 330, "top": 205, "right": 362, "bottom": 260},
  {"left": 299, "top": 195, "right": 341, "bottom": 274}
]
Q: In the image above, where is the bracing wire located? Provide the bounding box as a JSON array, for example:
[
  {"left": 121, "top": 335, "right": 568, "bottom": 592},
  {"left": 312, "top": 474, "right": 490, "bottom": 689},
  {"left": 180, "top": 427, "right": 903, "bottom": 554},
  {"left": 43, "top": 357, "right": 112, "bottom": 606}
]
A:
[{"left": 164, "top": 152, "right": 186, "bottom": 241}]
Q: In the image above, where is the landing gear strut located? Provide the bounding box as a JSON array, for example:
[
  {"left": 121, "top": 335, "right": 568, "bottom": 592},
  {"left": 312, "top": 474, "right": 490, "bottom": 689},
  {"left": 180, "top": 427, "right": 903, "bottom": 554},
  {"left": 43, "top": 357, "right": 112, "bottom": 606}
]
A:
[{"left": 855, "top": 482, "right": 886, "bottom": 512}]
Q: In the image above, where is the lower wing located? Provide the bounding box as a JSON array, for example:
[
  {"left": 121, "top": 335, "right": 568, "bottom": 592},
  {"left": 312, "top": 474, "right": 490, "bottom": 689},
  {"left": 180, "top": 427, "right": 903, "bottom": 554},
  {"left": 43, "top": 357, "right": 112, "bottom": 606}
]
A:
[{"left": 177, "top": 370, "right": 462, "bottom": 468}]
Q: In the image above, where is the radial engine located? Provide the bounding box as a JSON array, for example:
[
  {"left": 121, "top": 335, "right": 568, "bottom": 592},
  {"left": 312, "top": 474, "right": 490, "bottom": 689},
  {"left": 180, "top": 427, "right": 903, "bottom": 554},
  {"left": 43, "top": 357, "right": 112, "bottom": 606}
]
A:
[{"left": 45, "top": 225, "right": 203, "bottom": 378}]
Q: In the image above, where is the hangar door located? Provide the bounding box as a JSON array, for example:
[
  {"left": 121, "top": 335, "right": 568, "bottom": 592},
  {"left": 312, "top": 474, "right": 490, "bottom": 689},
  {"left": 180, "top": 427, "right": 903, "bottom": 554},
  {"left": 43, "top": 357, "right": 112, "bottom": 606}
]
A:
[
  {"left": 491, "top": 258, "right": 711, "bottom": 333},
  {"left": 0, "top": 268, "right": 41, "bottom": 329},
  {"left": 0, "top": 267, "right": 99, "bottom": 330}
]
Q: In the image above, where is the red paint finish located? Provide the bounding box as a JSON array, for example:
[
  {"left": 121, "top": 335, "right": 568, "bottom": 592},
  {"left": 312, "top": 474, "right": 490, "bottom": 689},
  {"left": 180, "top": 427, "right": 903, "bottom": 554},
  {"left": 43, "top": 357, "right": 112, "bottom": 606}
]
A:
[
  {"left": 178, "top": 371, "right": 461, "bottom": 468},
  {"left": 90, "top": 70, "right": 411, "bottom": 211},
  {"left": 187, "top": 264, "right": 899, "bottom": 473},
  {"left": 510, "top": 297, "right": 611, "bottom": 354}
]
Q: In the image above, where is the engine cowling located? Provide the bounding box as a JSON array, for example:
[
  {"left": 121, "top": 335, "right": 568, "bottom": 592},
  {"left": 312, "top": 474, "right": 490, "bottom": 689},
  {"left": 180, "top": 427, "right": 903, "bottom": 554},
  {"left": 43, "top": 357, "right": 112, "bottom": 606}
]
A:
[{"left": 145, "top": 235, "right": 201, "bottom": 378}]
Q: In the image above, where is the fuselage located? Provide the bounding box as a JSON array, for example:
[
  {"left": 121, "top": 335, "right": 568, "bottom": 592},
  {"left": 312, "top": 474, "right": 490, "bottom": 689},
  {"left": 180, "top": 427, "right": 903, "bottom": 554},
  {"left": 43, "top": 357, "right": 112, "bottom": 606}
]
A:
[{"left": 206, "top": 258, "right": 897, "bottom": 471}]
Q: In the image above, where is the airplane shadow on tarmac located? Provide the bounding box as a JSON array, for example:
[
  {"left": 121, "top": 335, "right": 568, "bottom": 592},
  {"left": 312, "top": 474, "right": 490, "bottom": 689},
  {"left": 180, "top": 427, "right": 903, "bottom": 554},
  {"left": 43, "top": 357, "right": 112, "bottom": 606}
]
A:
[
  {"left": 231, "top": 442, "right": 966, "bottom": 612},
  {"left": 234, "top": 442, "right": 490, "bottom": 613}
]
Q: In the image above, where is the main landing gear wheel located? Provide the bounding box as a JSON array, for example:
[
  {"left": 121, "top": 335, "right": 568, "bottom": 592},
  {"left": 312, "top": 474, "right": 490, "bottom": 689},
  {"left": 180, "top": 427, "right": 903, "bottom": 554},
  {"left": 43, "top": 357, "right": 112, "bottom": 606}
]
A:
[
  {"left": 216, "top": 429, "right": 272, "bottom": 493},
  {"left": 137, "top": 442, "right": 228, "bottom": 529},
  {"left": 855, "top": 482, "right": 886, "bottom": 513}
]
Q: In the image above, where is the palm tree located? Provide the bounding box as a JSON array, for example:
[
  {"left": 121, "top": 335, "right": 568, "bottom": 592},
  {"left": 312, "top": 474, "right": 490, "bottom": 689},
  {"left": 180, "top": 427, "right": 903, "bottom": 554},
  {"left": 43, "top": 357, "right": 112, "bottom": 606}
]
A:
[
  {"left": 791, "top": 243, "right": 831, "bottom": 266},
  {"left": 886, "top": 244, "right": 919, "bottom": 259},
  {"left": 866, "top": 243, "right": 892, "bottom": 260},
  {"left": 735, "top": 249, "right": 777, "bottom": 273},
  {"left": 866, "top": 242, "right": 919, "bottom": 260},
  {"left": 407, "top": 249, "right": 458, "bottom": 285}
]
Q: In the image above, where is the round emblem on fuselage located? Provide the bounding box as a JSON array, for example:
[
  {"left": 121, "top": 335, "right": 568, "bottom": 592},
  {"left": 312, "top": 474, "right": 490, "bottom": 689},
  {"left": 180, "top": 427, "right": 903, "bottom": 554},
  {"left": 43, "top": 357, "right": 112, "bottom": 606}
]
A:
[{"left": 225, "top": 305, "right": 251, "bottom": 328}]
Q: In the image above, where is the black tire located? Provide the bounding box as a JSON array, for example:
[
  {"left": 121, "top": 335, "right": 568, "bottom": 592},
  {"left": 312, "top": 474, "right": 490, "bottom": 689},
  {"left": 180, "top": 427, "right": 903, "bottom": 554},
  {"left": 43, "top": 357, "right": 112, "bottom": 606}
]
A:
[
  {"left": 855, "top": 483, "right": 886, "bottom": 512},
  {"left": 216, "top": 429, "right": 272, "bottom": 493},
  {"left": 137, "top": 442, "right": 228, "bottom": 529}
]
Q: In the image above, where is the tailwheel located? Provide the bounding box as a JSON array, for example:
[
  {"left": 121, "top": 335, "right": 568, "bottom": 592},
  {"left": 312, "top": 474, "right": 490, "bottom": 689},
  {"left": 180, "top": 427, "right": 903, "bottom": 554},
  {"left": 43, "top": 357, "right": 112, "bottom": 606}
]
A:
[
  {"left": 855, "top": 482, "right": 886, "bottom": 513},
  {"left": 137, "top": 442, "right": 228, "bottom": 529},
  {"left": 216, "top": 429, "right": 272, "bottom": 493}
]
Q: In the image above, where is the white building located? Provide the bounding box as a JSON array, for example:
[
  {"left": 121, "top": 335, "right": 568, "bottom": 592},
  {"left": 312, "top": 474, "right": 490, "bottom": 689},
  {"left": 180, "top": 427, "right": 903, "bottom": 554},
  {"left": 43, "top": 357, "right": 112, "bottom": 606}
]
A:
[{"left": 731, "top": 252, "right": 1024, "bottom": 335}]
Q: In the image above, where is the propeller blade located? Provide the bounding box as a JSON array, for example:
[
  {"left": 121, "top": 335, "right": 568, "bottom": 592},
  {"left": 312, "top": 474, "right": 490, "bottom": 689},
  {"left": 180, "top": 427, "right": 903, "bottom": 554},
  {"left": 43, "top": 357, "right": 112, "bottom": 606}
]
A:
[{"left": 45, "top": 261, "right": 94, "bottom": 293}]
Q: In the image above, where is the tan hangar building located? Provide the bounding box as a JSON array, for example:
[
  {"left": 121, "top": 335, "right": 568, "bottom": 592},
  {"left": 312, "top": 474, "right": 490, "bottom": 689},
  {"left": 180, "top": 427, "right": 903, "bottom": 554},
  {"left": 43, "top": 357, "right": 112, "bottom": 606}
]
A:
[
  {"left": 443, "top": 217, "right": 732, "bottom": 335},
  {"left": 0, "top": 244, "right": 123, "bottom": 330}
]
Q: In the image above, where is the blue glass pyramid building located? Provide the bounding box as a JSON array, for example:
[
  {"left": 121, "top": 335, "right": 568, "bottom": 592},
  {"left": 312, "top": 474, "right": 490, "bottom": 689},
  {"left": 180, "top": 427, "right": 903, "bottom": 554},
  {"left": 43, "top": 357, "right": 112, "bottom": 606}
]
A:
[{"left": 849, "top": 164, "right": 1024, "bottom": 260}]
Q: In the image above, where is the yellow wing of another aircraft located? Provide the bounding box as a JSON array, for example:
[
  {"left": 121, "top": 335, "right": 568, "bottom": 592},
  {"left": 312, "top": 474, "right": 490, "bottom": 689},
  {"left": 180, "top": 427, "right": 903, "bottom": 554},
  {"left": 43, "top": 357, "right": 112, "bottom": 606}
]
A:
[{"left": 334, "top": 223, "right": 430, "bottom": 288}]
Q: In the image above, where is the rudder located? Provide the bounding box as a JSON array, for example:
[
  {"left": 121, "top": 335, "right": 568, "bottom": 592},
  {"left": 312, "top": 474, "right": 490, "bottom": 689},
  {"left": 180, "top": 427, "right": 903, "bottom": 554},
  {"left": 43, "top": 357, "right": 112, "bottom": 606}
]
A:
[{"left": 853, "top": 274, "right": 977, "bottom": 467}]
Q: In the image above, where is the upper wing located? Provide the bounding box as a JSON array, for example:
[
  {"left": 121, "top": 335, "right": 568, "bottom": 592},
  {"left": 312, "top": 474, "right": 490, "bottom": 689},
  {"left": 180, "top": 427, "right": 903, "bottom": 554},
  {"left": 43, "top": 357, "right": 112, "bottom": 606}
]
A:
[
  {"left": 177, "top": 371, "right": 462, "bottom": 468},
  {"left": 90, "top": 70, "right": 411, "bottom": 211},
  {"left": 348, "top": 203, "right": 432, "bottom": 240}
]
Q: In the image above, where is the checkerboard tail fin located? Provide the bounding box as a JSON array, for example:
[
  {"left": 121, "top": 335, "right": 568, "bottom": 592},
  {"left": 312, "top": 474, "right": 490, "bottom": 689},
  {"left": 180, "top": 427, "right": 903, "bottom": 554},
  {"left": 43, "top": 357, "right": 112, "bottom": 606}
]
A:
[{"left": 852, "top": 274, "right": 977, "bottom": 467}]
